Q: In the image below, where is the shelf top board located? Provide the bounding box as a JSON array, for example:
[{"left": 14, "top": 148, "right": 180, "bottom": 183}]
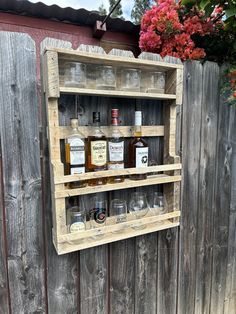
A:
[
  {"left": 45, "top": 47, "right": 183, "bottom": 71},
  {"left": 60, "top": 87, "right": 176, "bottom": 100}
]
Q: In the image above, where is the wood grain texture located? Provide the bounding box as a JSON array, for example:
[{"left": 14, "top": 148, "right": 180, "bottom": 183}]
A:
[
  {"left": 178, "top": 61, "right": 203, "bottom": 314},
  {"left": 223, "top": 91, "right": 236, "bottom": 314},
  {"left": 0, "top": 32, "right": 46, "bottom": 313},
  {"left": 40, "top": 38, "right": 79, "bottom": 314},
  {"left": 194, "top": 61, "right": 219, "bottom": 314},
  {"left": 210, "top": 65, "right": 236, "bottom": 314},
  {"left": 0, "top": 139, "right": 10, "bottom": 314}
]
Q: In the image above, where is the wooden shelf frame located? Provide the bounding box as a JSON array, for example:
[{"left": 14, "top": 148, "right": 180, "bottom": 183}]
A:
[{"left": 43, "top": 46, "right": 183, "bottom": 254}]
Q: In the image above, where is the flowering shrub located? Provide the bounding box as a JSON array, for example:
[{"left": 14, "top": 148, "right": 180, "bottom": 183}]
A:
[{"left": 139, "top": 0, "right": 224, "bottom": 60}]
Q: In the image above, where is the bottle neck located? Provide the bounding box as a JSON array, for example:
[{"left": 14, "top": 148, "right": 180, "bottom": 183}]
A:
[{"left": 134, "top": 125, "right": 142, "bottom": 137}]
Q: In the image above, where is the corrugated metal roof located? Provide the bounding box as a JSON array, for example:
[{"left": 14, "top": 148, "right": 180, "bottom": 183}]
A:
[{"left": 0, "top": 0, "right": 140, "bottom": 36}]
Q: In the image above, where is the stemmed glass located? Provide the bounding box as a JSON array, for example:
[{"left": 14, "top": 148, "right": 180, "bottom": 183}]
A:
[
  {"left": 148, "top": 192, "right": 166, "bottom": 214},
  {"left": 129, "top": 192, "right": 149, "bottom": 229}
]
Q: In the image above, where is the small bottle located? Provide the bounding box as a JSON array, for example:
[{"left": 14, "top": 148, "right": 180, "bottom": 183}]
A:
[
  {"left": 87, "top": 112, "right": 107, "bottom": 186},
  {"left": 129, "top": 111, "right": 149, "bottom": 180},
  {"left": 108, "top": 109, "right": 125, "bottom": 183},
  {"left": 65, "top": 118, "right": 86, "bottom": 188}
]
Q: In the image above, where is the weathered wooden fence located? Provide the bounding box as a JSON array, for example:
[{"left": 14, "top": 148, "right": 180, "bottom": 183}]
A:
[{"left": 0, "top": 32, "right": 235, "bottom": 314}]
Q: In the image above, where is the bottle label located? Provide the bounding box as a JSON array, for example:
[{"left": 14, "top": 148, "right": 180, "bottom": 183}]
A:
[
  {"left": 108, "top": 141, "right": 124, "bottom": 162},
  {"left": 69, "top": 222, "right": 85, "bottom": 233},
  {"left": 70, "top": 167, "right": 85, "bottom": 175},
  {"left": 68, "top": 138, "right": 85, "bottom": 165},
  {"left": 91, "top": 140, "right": 107, "bottom": 166},
  {"left": 108, "top": 163, "right": 124, "bottom": 170},
  {"left": 135, "top": 147, "right": 149, "bottom": 168}
]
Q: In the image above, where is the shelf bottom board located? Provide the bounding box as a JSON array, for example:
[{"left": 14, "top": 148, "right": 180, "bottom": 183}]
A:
[{"left": 53, "top": 219, "right": 180, "bottom": 255}]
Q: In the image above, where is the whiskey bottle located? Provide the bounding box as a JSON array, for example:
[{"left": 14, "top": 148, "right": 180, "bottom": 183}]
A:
[
  {"left": 65, "top": 118, "right": 87, "bottom": 188},
  {"left": 87, "top": 112, "right": 107, "bottom": 186},
  {"left": 129, "top": 111, "right": 149, "bottom": 180},
  {"left": 108, "top": 109, "right": 124, "bottom": 183}
]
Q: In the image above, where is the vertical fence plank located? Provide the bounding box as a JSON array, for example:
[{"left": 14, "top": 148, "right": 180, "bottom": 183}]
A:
[
  {"left": 0, "top": 138, "right": 10, "bottom": 314},
  {"left": 223, "top": 104, "right": 236, "bottom": 314},
  {"left": 0, "top": 32, "right": 46, "bottom": 313},
  {"left": 40, "top": 38, "right": 81, "bottom": 314},
  {"left": 194, "top": 61, "right": 219, "bottom": 314},
  {"left": 178, "top": 61, "right": 203, "bottom": 314},
  {"left": 210, "top": 67, "right": 236, "bottom": 314}
]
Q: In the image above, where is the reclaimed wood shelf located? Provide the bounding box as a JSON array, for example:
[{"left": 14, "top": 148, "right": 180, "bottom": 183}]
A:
[
  {"left": 60, "top": 86, "right": 177, "bottom": 100},
  {"left": 54, "top": 210, "right": 181, "bottom": 254},
  {"left": 43, "top": 46, "right": 183, "bottom": 255}
]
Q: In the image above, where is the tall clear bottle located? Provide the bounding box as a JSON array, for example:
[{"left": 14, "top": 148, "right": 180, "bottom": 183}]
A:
[
  {"left": 65, "top": 118, "right": 87, "bottom": 188},
  {"left": 87, "top": 112, "right": 107, "bottom": 186},
  {"left": 129, "top": 111, "right": 149, "bottom": 180},
  {"left": 108, "top": 109, "right": 124, "bottom": 183}
]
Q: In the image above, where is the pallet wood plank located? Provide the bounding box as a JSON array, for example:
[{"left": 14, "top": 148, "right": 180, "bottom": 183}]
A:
[
  {"left": 55, "top": 125, "right": 165, "bottom": 139},
  {"left": 0, "top": 32, "right": 46, "bottom": 313},
  {"left": 54, "top": 174, "right": 182, "bottom": 198}
]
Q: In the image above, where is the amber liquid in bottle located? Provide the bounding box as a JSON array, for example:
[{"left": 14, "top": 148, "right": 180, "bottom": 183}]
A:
[
  {"left": 87, "top": 112, "right": 107, "bottom": 186},
  {"left": 65, "top": 118, "right": 87, "bottom": 188},
  {"left": 129, "top": 111, "right": 148, "bottom": 180},
  {"left": 108, "top": 109, "right": 125, "bottom": 183}
]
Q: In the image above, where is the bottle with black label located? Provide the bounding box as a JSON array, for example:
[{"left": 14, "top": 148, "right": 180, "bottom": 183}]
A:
[
  {"left": 87, "top": 112, "right": 107, "bottom": 186},
  {"left": 65, "top": 118, "right": 87, "bottom": 188},
  {"left": 128, "top": 111, "right": 149, "bottom": 180},
  {"left": 108, "top": 108, "right": 124, "bottom": 183}
]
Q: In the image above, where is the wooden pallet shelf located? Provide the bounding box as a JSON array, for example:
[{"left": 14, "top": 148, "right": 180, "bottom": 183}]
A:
[
  {"left": 54, "top": 210, "right": 181, "bottom": 254},
  {"left": 55, "top": 174, "right": 182, "bottom": 198},
  {"left": 43, "top": 46, "right": 183, "bottom": 254},
  {"left": 60, "top": 86, "right": 177, "bottom": 100}
]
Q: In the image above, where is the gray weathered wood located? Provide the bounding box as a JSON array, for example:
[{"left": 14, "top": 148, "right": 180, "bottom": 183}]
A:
[
  {"left": 40, "top": 38, "right": 79, "bottom": 314},
  {"left": 223, "top": 102, "right": 236, "bottom": 314},
  {"left": 178, "top": 61, "right": 203, "bottom": 314},
  {"left": 210, "top": 65, "right": 235, "bottom": 314},
  {"left": 194, "top": 61, "right": 219, "bottom": 314},
  {"left": 0, "top": 32, "right": 46, "bottom": 313},
  {"left": 0, "top": 137, "right": 10, "bottom": 314}
]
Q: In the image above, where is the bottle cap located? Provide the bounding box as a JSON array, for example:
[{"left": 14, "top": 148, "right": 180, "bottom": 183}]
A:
[
  {"left": 70, "top": 118, "right": 78, "bottom": 128},
  {"left": 111, "top": 108, "right": 119, "bottom": 118},
  {"left": 93, "top": 112, "right": 100, "bottom": 123},
  {"left": 135, "top": 111, "right": 142, "bottom": 126}
]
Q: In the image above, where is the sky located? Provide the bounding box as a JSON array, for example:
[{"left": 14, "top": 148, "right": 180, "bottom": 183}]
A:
[{"left": 28, "top": 0, "right": 135, "bottom": 21}]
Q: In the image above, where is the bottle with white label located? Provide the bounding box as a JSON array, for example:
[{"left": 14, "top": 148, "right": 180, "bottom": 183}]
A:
[
  {"left": 87, "top": 112, "right": 107, "bottom": 186},
  {"left": 129, "top": 111, "right": 149, "bottom": 180},
  {"left": 65, "top": 118, "right": 87, "bottom": 188},
  {"left": 108, "top": 109, "right": 124, "bottom": 183}
]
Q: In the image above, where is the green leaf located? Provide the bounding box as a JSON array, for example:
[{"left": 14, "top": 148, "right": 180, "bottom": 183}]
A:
[
  {"left": 180, "top": 0, "right": 195, "bottom": 6},
  {"left": 200, "top": 0, "right": 210, "bottom": 9},
  {"left": 225, "top": 7, "right": 236, "bottom": 18}
]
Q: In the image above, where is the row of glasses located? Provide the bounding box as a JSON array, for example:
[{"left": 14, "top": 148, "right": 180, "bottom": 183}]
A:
[
  {"left": 66, "top": 192, "right": 166, "bottom": 233},
  {"left": 63, "top": 62, "right": 166, "bottom": 93}
]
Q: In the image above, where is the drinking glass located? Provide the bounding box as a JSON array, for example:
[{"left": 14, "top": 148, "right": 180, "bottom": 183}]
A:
[
  {"left": 147, "top": 71, "right": 166, "bottom": 93},
  {"left": 110, "top": 199, "right": 127, "bottom": 223},
  {"left": 120, "top": 68, "right": 140, "bottom": 91},
  {"left": 64, "top": 62, "right": 86, "bottom": 87},
  {"left": 67, "top": 200, "right": 86, "bottom": 233},
  {"left": 129, "top": 192, "right": 149, "bottom": 229},
  {"left": 148, "top": 192, "right": 166, "bottom": 214},
  {"left": 89, "top": 195, "right": 107, "bottom": 229},
  {"left": 96, "top": 66, "right": 116, "bottom": 90}
]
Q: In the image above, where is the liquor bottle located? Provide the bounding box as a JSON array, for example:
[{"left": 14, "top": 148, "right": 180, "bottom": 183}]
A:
[
  {"left": 129, "top": 111, "right": 149, "bottom": 180},
  {"left": 65, "top": 118, "right": 86, "bottom": 188},
  {"left": 87, "top": 112, "right": 107, "bottom": 186},
  {"left": 108, "top": 109, "right": 125, "bottom": 183}
]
